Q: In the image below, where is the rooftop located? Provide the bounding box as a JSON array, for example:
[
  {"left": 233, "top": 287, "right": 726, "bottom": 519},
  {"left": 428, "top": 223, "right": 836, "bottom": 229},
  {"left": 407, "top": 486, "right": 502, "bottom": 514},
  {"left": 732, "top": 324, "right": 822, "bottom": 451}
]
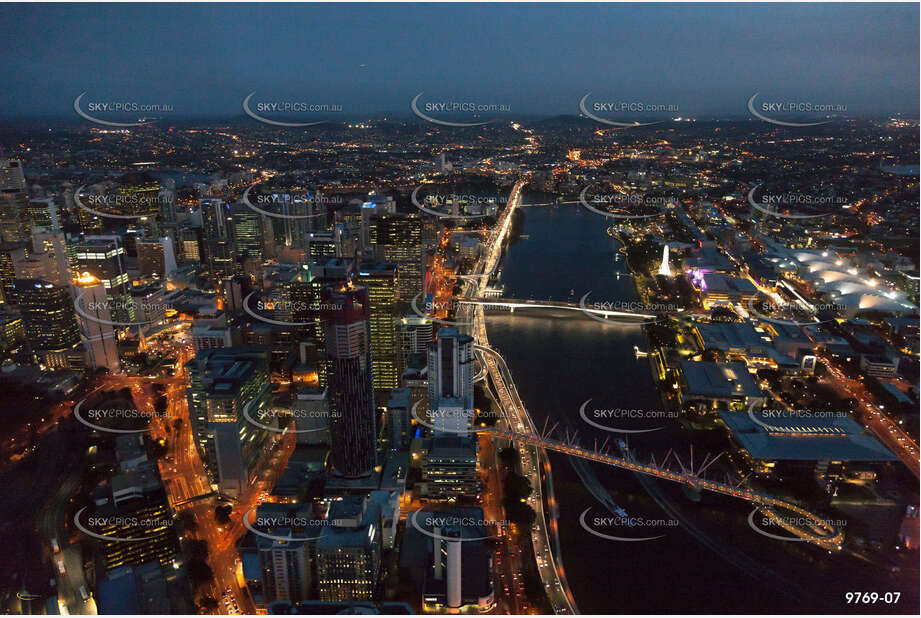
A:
[
  {"left": 679, "top": 360, "right": 761, "bottom": 399},
  {"left": 719, "top": 410, "right": 898, "bottom": 461}
]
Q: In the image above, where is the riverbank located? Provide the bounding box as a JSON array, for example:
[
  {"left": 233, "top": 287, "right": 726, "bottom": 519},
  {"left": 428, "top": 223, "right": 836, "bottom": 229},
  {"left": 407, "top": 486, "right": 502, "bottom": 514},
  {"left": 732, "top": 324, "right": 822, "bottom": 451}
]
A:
[{"left": 483, "top": 202, "right": 918, "bottom": 614}]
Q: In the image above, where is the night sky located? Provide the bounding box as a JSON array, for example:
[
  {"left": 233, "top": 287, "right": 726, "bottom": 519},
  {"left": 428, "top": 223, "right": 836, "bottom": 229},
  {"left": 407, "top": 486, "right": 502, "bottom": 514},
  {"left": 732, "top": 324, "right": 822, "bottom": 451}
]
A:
[{"left": 2, "top": 2, "right": 918, "bottom": 119}]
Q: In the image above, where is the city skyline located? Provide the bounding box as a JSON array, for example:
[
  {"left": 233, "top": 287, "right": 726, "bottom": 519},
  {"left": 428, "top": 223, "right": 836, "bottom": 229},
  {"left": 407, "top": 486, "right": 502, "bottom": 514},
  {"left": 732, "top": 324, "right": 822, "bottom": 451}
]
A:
[{"left": 0, "top": 2, "right": 918, "bottom": 617}]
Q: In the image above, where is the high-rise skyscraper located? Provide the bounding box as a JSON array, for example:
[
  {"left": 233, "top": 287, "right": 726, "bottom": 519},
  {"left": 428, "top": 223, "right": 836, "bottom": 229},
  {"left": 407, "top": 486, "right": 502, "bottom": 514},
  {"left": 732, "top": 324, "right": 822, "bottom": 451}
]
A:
[
  {"left": 74, "top": 236, "right": 131, "bottom": 322},
  {"left": 287, "top": 258, "right": 354, "bottom": 388},
  {"left": 359, "top": 192, "right": 396, "bottom": 252},
  {"left": 0, "top": 160, "right": 26, "bottom": 192},
  {"left": 13, "top": 251, "right": 60, "bottom": 285},
  {"left": 115, "top": 173, "right": 162, "bottom": 219},
  {"left": 223, "top": 274, "right": 254, "bottom": 318},
  {"left": 25, "top": 198, "right": 59, "bottom": 231},
  {"left": 422, "top": 436, "right": 480, "bottom": 499},
  {"left": 0, "top": 162, "right": 30, "bottom": 242},
  {"left": 74, "top": 272, "right": 120, "bottom": 372},
  {"left": 257, "top": 537, "right": 311, "bottom": 605},
  {"left": 252, "top": 504, "right": 315, "bottom": 606},
  {"left": 157, "top": 184, "right": 177, "bottom": 242},
  {"left": 358, "top": 261, "right": 399, "bottom": 394},
  {"left": 316, "top": 496, "right": 382, "bottom": 602},
  {"left": 0, "top": 310, "right": 25, "bottom": 357},
  {"left": 136, "top": 239, "right": 165, "bottom": 277},
  {"left": 397, "top": 315, "right": 434, "bottom": 375},
  {"left": 201, "top": 198, "right": 235, "bottom": 276},
  {"left": 308, "top": 224, "right": 354, "bottom": 263},
  {"left": 321, "top": 283, "right": 377, "bottom": 478},
  {"left": 265, "top": 190, "right": 313, "bottom": 252},
  {"left": 73, "top": 186, "right": 103, "bottom": 235},
  {"left": 185, "top": 347, "right": 273, "bottom": 496},
  {"left": 0, "top": 191, "right": 30, "bottom": 243},
  {"left": 0, "top": 242, "right": 26, "bottom": 303},
  {"left": 176, "top": 225, "right": 200, "bottom": 264},
  {"left": 368, "top": 213, "right": 424, "bottom": 308},
  {"left": 385, "top": 388, "right": 411, "bottom": 450},
  {"left": 31, "top": 228, "right": 71, "bottom": 286},
  {"left": 421, "top": 509, "right": 494, "bottom": 611},
  {"left": 161, "top": 235, "right": 177, "bottom": 275},
  {"left": 11, "top": 278, "right": 82, "bottom": 368},
  {"left": 229, "top": 202, "right": 264, "bottom": 264},
  {"left": 86, "top": 442, "right": 179, "bottom": 572},
  {"left": 427, "top": 328, "right": 475, "bottom": 433},
  {"left": 129, "top": 283, "right": 168, "bottom": 329}
]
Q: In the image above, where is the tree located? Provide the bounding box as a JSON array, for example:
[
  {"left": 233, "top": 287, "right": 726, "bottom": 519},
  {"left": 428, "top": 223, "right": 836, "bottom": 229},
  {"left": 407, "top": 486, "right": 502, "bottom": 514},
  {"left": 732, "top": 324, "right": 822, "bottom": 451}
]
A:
[
  {"left": 701, "top": 349, "right": 721, "bottom": 362},
  {"left": 501, "top": 470, "right": 536, "bottom": 533},
  {"left": 183, "top": 538, "right": 209, "bottom": 561},
  {"left": 503, "top": 471, "right": 532, "bottom": 503},
  {"left": 187, "top": 558, "right": 213, "bottom": 588},
  {"left": 215, "top": 504, "right": 233, "bottom": 525},
  {"left": 504, "top": 500, "right": 537, "bottom": 528},
  {"left": 198, "top": 596, "right": 218, "bottom": 613},
  {"left": 473, "top": 385, "right": 493, "bottom": 420},
  {"left": 498, "top": 446, "right": 519, "bottom": 467},
  {"left": 176, "top": 511, "right": 198, "bottom": 535},
  {"left": 144, "top": 435, "right": 168, "bottom": 459},
  {"left": 710, "top": 306, "right": 739, "bottom": 322}
]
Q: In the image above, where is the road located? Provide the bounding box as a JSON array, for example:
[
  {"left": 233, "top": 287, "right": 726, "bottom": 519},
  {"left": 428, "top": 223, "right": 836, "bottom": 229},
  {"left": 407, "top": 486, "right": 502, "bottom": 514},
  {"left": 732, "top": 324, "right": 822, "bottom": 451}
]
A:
[
  {"left": 151, "top": 350, "right": 296, "bottom": 614},
  {"left": 461, "top": 178, "right": 579, "bottom": 614},
  {"left": 479, "top": 433, "right": 526, "bottom": 614},
  {"left": 817, "top": 353, "right": 919, "bottom": 478},
  {"left": 22, "top": 314, "right": 304, "bottom": 614},
  {"left": 474, "top": 337, "right": 578, "bottom": 614}
]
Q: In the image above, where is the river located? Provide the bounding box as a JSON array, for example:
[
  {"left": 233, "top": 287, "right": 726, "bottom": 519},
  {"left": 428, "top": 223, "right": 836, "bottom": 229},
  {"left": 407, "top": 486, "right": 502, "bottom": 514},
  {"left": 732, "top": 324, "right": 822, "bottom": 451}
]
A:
[{"left": 483, "top": 201, "right": 915, "bottom": 614}]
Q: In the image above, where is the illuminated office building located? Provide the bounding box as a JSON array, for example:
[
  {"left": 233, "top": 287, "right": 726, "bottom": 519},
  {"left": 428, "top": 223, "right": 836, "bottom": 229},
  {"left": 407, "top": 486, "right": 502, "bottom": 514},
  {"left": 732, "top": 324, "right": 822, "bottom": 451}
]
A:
[
  {"left": 115, "top": 174, "right": 162, "bottom": 219},
  {"left": 201, "top": 198, "right": 235, "bottom": 276},
  {"left": 360, "top": 192, "right": 396, "bottom": 251},
  {"left": 0, "top": 159, "right": 26, "bottom": 192},
  {"left": 89, "top": 459, "right": 178, "bottom": 572},
  {"left": 185, "top": 347, "right": 273, "bottom": 496},
  {"left": 180, "top": 226, "right": 202, "bottom": 263},
  {"left": 358, "top": 261, "right": 399, "bottom": 393},
  {"left": 136, "top": 239, "right": 165, "bottom": 277},
  {"left": 11, "top": 278, "right": 82, "bottom": 369},
  {"left": 25, "top": 198, "right": 59, "bottom": 231},
  {"left": 0, "top": 310, "right": 25, "bottom": 356},
  {"left": 13, "top": 251, "right": 59, "bottom": 284},
  {"left": 316, "top": 496, "right": 382, "bottom": 602},
  {"left": 74, "top": 236, "right": 131, "bottom": 322},
  {"left": 0, "top": 242, "right": 26, "bottom": 303},
  {"left": 368, "top": 213, "right": 424, "bottom": 307},
  {"left": 31, "top": 228, "right": 71, "bottom": 285},
  {"left": 0, "top": 189, "right": 31, "bottom": 242},
  {"left": 229, "top": 202, "right": 264, "bottom": 263}
]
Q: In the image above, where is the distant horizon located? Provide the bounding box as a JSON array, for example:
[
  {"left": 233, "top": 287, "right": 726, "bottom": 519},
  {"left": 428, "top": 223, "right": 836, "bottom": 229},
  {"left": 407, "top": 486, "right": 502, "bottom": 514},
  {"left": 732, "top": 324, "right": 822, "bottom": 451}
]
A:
[
  {"left": 1, "top": 110, "right": 917, "bottom": 125},
  {"left": 1, "top": 3, "right": 917, "bottom": 120}
]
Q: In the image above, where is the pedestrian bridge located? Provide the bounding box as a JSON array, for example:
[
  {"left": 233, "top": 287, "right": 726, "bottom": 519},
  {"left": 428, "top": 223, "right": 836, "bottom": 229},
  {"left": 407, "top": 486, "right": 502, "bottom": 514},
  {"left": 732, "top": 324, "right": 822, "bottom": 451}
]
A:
[{"left": 479, "top": 425, "right": 843, "bottom": 550}]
